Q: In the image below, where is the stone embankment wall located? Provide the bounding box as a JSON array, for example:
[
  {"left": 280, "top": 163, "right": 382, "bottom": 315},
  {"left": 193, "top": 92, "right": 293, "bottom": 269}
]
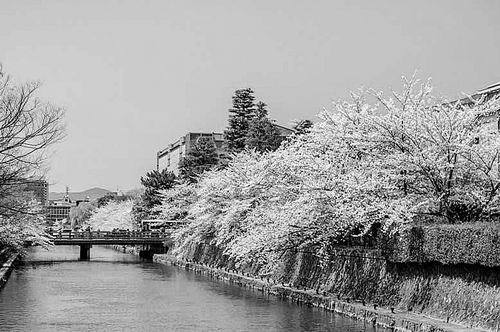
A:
[
  {"left": 282, "top": 248, "right": 499, "bottom": 331},
  {"left": 156, "top": 241, "right": 499, "bottom": 332},
  {"left": 108, "top": 244, "right": 166, "bottom": 258},
  {"left": 108, "top": 245, "right": 140, "bottom": 256},
  {"left": 0, "top": 250, "right": 18, "bottom": 289}
]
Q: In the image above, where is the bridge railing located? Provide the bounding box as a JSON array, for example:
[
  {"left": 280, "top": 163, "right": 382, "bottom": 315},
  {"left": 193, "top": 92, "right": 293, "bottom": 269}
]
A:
[{"left": 50, "top": 230, "right": 171, "bottom": 240}]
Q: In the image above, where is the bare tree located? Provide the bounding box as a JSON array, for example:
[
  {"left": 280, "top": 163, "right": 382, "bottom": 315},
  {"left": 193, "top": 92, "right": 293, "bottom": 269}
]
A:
[{"left": 0, "top": 65, "right": 65, "bottom": 249}]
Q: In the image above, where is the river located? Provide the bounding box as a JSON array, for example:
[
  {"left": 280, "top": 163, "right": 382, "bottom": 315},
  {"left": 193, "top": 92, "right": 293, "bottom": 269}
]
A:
[{"left": 0, "top": 246, "right": 380, "bottom": 331}]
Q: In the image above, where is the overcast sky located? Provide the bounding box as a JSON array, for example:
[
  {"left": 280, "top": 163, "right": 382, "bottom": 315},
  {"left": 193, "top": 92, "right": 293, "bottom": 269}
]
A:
[{"left": 1, "top": 0, "right": 499, "bottom": 192}]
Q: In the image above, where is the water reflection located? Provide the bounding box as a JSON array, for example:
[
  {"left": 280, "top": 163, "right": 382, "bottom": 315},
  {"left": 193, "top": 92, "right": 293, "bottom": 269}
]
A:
[{"left": 0, "top": 246, "right": 378, "bottom": 332}]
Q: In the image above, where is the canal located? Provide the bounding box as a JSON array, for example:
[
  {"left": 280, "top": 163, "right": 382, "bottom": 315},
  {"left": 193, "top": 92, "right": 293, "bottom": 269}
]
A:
[{"left": 0, "top": 246, "right": 380, "bottom": 331}]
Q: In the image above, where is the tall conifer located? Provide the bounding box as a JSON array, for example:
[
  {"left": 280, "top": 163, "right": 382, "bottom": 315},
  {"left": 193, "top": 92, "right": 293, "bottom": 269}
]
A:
[
  {"left": 224, "top": 88, "right": 256, "bottom": 152},
  {"left": 179, "top": 137, "right": 219, "bottom": 183}
]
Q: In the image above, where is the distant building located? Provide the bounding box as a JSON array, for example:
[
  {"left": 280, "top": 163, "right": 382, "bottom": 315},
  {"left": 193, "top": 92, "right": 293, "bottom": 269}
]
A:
[
  {"left": 273, "top": 123, "right": 296, "bottom": 138},
  {"left": 443, "top": 82, "right": 500, "bottom": 176},
  {"left": 472, "top": 82, "right": 500, "bottom": 173},
  {"left": 451, "top": 81, "right": 500, "bottom": 128},
  {"left": 46, "top": 188, "right": 76, "bottom": 225},
  {"left": 156, "top": 125, "right": 294, "bottom": 174},
  {"left": 75, "top": 196, "right": 91, "bottom": 207},
  {"left": 157, "top": 132, "right": 225, "bottom": 174},
  {"left": 25, "top": 179, "right": 49, "bottom": 206},
  {"left": 46, "top": 204, "right": 74, "bottom": 224},
  {"left": 451, "top": 82, "right": 500, "bottom": 109},
  {"left": 46, "top": 201, "right": 74, "bottom": 224}
]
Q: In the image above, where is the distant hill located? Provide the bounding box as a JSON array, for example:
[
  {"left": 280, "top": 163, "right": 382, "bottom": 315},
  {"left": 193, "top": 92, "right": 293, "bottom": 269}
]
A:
[{"left": 49, "top": 187, "right": 114, "bottom": 202}]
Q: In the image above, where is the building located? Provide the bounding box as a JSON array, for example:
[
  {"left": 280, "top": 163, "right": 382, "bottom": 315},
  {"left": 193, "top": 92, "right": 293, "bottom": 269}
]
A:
[
  {"left": 274, "top": 123, "right": 296, "bottom": 137},
  {"left": 46, "top": 201, "right": 75, "bottom": 224},
  {"left": 453, "top": 82, "right": 500, "bottom": 129},
  {"left": 156, "top": 125, "right": 295, "bottom": 174},
  {"left": 474, "top": 82, "right": 500, "bottom": 173},
  {"left": 25, "top": 179, "right": 49, "bottom": 206},
  {"left": 46, "top": 188, "right": 76, "bottom": 225},
  {"left": 46, "top": 200, "right": 74, "bottom": 225},
  {"left": 463, "top": 81, "right": 500, "bottom": 104},
  {"left": 157, "top": 132, "right": 225, "bottom": 174},
  {"left": 444, "top": 82, "right": 500, "bottom": 177}
]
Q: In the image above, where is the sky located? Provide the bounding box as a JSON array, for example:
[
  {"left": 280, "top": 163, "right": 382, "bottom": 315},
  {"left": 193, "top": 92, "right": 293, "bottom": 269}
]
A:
[{"left": 0, "top": 0, "right": 499, "bottom": 192}]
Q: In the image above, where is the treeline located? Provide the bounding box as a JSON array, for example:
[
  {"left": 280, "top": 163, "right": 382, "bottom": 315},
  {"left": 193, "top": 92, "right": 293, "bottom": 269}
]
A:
[
  {"left": 132, "top": 88, "right": 312, "bottom": 222},
  {"left": 138, "top": 75, "right": 500, "bottom": 273},
  {"left": 67, "top": 193, "right": 134, "bottom": 230},
  {"left": 70, "top": 88, "right": 311, "bottom": 231},
  {"left": 86, "top": 75, "right": 500, "bottom": 276}
]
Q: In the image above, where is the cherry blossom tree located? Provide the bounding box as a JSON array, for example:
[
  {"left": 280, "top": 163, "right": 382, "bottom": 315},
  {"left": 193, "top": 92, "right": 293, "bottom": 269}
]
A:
[
  {"left": 169, "top": 74, "right": 500, "bottom": 273},
  {"left": 86, "top": 200, "right": 135, "bottom": 231},
  {"left": 0, "top": 191, "right": 51, "bottom": 250},
  {"left": 155, "top": 184, "right": 197, "bottom": 221},
  {"left": 325, "top": 74, "right": 500, "bottom": 222},
  {"left": 69, "top": 202, "right": 97, "bottom": 229}
]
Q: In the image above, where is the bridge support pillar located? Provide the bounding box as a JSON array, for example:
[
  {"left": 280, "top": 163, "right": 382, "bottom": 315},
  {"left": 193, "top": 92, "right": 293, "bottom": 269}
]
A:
[
  {"left": 79, "top": 244, "right": 91, "bottom": 260},
  {"left": 139, "top": 244, "right": 152, "bottom": 259}
]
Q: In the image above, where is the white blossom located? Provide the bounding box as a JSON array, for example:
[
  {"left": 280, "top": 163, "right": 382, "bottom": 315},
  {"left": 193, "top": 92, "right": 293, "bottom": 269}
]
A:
[
  {"left": 168, "top": 75, "right": 500, "bottom": 271},
  {"left": 86, "top": 200, "right": 135, "bottom": 231}
]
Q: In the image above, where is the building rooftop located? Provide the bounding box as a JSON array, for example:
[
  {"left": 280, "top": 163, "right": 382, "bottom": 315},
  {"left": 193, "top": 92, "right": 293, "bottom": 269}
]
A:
[
  {"left": 477, "top": 82, "right": 500, "bottom": 95},
  {"left": 157, "top": 132, "right": 224, "bottom": 159},
  {"left": 449, "top": 81, "right": 500, "bottom": 107}
]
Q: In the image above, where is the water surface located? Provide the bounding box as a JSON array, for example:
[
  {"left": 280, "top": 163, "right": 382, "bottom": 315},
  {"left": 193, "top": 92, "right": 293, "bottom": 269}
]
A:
[{"left": 0, "top": 246, "right": 379, "bottom": 331}]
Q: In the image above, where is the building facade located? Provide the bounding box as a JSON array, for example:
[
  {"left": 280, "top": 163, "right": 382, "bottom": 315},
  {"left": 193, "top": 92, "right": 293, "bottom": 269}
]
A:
[
  {"left": 444, "top": 82, "right": 500, "bottom": 177},
  {"left": 45, "top": 186, "right": 80, "bottom": 225},
  {"left": 46, "top": 203, "right": 73, "bottom": 224},
  {"left": 157, "top": 132, "right": 225, "bottom": 174},
  {"left": 456, "top": 82, "right": 500, "bottom": 129},
  {"left": 156, "top": 126, "right": 295, "bottom": 174},
  {"left": 25, "top": 179, "right": 49, "bottom": 206},
  {"left": 46, "top": 198, "right": 75, "bottom": 225}
]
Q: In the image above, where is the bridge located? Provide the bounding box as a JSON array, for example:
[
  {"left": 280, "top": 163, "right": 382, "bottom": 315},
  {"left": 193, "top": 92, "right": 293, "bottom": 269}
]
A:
[{"left": 50, "top": 231, "right": 174, "bottom": 260}]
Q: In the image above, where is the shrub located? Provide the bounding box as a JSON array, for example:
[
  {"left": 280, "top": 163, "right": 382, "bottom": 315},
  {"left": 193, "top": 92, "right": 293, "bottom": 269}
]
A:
[{"left": 386, "top": 222, "right": 500, "bottom": 266}]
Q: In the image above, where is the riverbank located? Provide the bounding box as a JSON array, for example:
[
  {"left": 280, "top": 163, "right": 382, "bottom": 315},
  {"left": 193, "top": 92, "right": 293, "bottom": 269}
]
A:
[
  {"left": 0, "top": 251, "right": 19, "bottom": 289},
  {"left": 107, "top": 245, "right": 140, "bottom": 256},
  {"left": 154, "top": 253, "right": 489, "bottom": 332},
  {"left": 106, "top": 244, "right": 165, "bottom": 258}
]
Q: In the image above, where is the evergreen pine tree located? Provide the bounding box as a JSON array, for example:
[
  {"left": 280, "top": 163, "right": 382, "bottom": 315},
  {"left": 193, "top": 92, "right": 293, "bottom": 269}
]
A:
[
  {"left": 140, "top": 169, "right": 177, "bottom": 208},
  {"left": 254, "top": 101, "right": 268, "bottom": 118},
  {"left": 293, "top": 119, "right": 313, "bottom": 135},
  {"left": 224, "top": 88, "right": 256, "bottom": 152},
  {"left": 245, "top": 102, "right": 283, "bottom": 152},
  {"left": 179, "top": 137, "right": 219, "bottom": 183}
]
